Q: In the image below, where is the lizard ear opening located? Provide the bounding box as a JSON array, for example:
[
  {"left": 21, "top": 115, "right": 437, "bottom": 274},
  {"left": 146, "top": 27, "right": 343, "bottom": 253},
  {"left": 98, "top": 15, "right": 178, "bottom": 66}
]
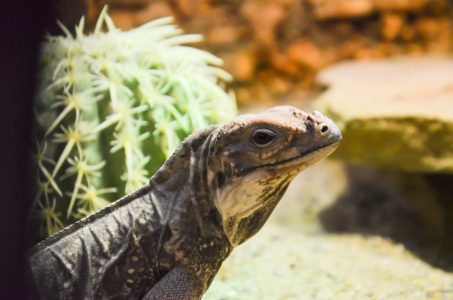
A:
[
  {"left": 216, "top": 172, "right": 226, "bottom": 188},
  {"left": 216, "top": 158, "right": 233, "bottom": 187}
]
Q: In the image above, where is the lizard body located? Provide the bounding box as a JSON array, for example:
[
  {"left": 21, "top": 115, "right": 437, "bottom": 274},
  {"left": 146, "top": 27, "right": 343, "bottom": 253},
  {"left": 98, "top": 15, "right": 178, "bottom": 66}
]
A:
[{"left": 29, "top": 106, "right": 341, "bottom": 299}]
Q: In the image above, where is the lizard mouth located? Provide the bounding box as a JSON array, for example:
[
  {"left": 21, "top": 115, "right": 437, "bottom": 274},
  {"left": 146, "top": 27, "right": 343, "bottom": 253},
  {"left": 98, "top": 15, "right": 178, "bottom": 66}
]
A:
[
  {"left": 238, "top": 141, "right": 340, "bottom": 176},
  {"left": 276, "top": 140, "right": 340, "bottom": 168},
  {"left": 297, "top": 141, "right": 340, "bottom": 159}
]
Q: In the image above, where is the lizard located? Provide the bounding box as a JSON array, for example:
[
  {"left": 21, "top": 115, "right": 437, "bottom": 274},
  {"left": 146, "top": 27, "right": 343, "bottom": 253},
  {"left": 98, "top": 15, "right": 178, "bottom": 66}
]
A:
[{"left": 29, "top": 105, "right": 342, "bottom": 300}]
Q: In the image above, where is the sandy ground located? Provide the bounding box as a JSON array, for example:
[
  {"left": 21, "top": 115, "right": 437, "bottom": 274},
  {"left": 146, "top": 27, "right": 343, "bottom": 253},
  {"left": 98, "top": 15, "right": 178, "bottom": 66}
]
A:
[{"left": 203, "top": 161, "right": 453, "bottom": 300}]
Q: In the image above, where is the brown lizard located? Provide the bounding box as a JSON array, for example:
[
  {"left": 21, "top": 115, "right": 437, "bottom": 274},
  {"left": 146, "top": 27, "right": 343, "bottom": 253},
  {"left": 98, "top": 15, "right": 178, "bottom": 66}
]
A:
[{"left": 29, "top": 106, "right": 342, "bottom": 299}]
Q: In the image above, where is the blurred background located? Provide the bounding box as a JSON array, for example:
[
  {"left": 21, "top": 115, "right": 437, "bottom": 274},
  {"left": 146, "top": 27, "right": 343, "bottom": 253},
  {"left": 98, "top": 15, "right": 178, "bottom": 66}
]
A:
[
  {"left": 15, "top": 0, "right": 453, "bottom": 299},
  {"left": 54, "top": 0, "right": 453, "bottom": 107}
]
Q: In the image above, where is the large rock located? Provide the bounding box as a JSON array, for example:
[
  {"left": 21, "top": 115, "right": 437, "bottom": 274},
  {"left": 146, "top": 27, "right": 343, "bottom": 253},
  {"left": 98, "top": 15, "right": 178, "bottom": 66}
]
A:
[{"left": 316, "top": 57, "right": 453, "bottom": 173}]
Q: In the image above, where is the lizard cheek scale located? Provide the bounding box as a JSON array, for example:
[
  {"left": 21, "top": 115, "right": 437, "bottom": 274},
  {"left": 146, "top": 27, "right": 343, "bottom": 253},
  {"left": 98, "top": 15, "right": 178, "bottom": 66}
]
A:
[{"left": 29, "top": 105, "right": 341, "bottom": 300}]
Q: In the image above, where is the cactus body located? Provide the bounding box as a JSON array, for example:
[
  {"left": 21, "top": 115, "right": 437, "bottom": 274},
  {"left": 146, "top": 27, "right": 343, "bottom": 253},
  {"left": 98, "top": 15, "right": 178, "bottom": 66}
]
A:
[{"left": 33, "top": 9, "right": 236, "bottom": 238}]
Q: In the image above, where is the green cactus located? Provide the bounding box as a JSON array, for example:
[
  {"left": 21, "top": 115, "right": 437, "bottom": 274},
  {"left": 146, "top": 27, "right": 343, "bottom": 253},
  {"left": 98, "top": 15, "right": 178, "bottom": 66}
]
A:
[{"left": 33, "top": 7, "right": 236, "bottom": 238}]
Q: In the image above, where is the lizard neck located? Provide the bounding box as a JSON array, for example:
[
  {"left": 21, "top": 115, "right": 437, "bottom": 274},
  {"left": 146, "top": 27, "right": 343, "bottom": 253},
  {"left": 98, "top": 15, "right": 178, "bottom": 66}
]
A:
[
  {"left": 149, "top": 126, "right": 231, "bottom": 288},
  {"left": 149, "top": 125, "right": 225, "bottom": 236},
  {"left": 150, "top": 126, "right": 216, "bottom": 217}
]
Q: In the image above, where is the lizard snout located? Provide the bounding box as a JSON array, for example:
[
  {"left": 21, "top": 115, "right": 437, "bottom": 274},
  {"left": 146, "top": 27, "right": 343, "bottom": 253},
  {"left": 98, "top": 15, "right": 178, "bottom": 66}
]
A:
[{"left": 307, "top": 111, "right": 342, "bottom": 144}]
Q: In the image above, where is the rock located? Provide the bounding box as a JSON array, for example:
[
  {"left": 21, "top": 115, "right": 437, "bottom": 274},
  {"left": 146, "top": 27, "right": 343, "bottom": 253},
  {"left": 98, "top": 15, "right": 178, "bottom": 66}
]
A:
[
  {"left": 221, "top": 48, "right": 257, "bottom": 82},
  {"left": 400, "top": 24, "right": 416, "bottom": 42},
  {"left": 313, "top": 58, "right": 453, "bottom": 288},
  {"left": 107, "top": 0, "right": 148, "bottom": 8},
  {"left": 309, "top": 0, "right": 374, "bottom": 20},
  {"left": 380, "top": 12, "right": 405, "bottom": 41},
  {"left": 134, "top": 1, "right": 175, "bottom": 25},
  {"left": 319, "top": 164, "right": 453, "bottom": 269},
  {"left": 270, "top": 53, "right": 301, "bottom": 76},
  {"left": 110, "top": 9, "right": 136, "bottom": 29},
  {"left": 240, "top": 1, "right": 286, "bottom": 48},
  {"left": 316, "top": 57, "right": 453, "bottom": 173},
  {"left": 415, "top": 17, "right": 448, "bottom": 41},
  {"left": 286, "top": 39, "right": 324, "bottom": 71},
  {"left": 309, "top": 0, "right": 432, "bottom": 21},
  {"left": 374, "top": 0, "right": 429, "bottom": 12},
  {"left": 206, "top": 24, "right": 243, "bottom": 46},
  {"left": 428, "top": 0, "right": 450, "bottom": 14},
  {"left": 175, "top": 0, "right": 201, "bottom": 17}
]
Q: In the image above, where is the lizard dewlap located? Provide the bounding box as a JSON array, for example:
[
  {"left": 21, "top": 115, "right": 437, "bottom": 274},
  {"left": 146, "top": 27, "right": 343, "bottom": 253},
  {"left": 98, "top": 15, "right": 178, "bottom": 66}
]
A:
[{"left": 29, "top": 106, "right": 342, "bottom": 300}]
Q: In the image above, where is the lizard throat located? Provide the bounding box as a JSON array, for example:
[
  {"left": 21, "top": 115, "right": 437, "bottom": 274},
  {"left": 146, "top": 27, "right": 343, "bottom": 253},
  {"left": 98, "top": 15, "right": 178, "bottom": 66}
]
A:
[{"left": 214, "top": 141, "right": 340, "bottom": 246}]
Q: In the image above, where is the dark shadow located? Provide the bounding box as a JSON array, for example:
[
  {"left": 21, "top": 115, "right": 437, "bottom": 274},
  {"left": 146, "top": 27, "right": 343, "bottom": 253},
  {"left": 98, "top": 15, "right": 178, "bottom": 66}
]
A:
[
  {"left": 0, "top": 1, "right": 55, "bottom": 298},
  {"left": 319, "top": 164, "right": 453, "bottom": 272}
]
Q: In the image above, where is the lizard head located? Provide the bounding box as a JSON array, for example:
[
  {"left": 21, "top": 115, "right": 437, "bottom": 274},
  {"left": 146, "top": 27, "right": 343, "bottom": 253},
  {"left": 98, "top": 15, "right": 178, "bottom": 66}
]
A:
[{"left": 207, "top": 106, "right": 341, "bottom": 246}]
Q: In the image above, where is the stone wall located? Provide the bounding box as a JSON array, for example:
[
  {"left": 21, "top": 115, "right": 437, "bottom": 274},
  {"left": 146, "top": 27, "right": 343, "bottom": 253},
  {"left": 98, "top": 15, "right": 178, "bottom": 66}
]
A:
[{"left": 55, "top": 0, "right": 453, "bottom": 106}]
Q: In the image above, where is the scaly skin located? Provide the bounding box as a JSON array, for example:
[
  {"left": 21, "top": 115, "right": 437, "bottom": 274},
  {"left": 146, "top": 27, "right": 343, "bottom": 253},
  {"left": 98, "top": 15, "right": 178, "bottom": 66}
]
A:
[{"left": 29, "top": 106, "right": 342, "bottom": 300}]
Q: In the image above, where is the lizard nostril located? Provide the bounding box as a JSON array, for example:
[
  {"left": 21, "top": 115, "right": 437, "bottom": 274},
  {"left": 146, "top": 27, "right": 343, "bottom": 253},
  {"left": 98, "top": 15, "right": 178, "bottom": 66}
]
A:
[{"left": 320, "top": 124, "right": 329, "bottom": 134}]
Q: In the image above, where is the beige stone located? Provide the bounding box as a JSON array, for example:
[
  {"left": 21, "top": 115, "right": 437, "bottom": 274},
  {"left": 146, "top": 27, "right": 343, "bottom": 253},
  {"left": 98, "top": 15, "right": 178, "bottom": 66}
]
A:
[
  {"left": 309, "top": 0, "right": 374, "bottom": 20},
  {"left": 110, "top": 9, "right": 136, "bottom": 30},
  {"left": 134, "top": 1, "right": 175, "bottom": 26},
  {"left": 108, "top": 0, "right": 148, "bottom": 7},
  {"left": 206, "top": 24, "right": 242, "bottom": 46},
  {"left": 240, "top": 1, "right": 286, "bottom": 47},
  {"left": 380, "top": 12, "right": 405, "bottom": 41},
  {"left": 415, "top": 17, "right": 447, "bottom": 41},
  {"left": 286, "top": 39, "right": 324, "bottom": 71},
  {"left": 315, "top": 57, "right": 453, "bottom": 173},
  {"left": 374, "top": 0, "right": 429, "bottom": 11},
  {"left": 221, "top": 49, "right": 257, "bottom": 82}
]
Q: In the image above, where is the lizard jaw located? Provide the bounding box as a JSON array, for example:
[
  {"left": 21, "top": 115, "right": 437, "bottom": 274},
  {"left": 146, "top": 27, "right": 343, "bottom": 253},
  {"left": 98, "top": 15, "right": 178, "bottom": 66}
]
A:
[
  {"left": 237, "top": 140, "right": 341, "bottom": 176},
  {"left": 214, "top": 141, "right": 340, "bottom": 247},
  {"left": 277, "top": 140, "right": 341, "bottom": 170}
]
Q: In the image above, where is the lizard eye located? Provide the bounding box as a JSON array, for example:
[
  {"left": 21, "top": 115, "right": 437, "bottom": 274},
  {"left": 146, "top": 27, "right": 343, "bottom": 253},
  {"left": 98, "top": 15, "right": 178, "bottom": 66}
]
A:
[{"left": 251, "top": 128, "right": 277, "bottom": 147}]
